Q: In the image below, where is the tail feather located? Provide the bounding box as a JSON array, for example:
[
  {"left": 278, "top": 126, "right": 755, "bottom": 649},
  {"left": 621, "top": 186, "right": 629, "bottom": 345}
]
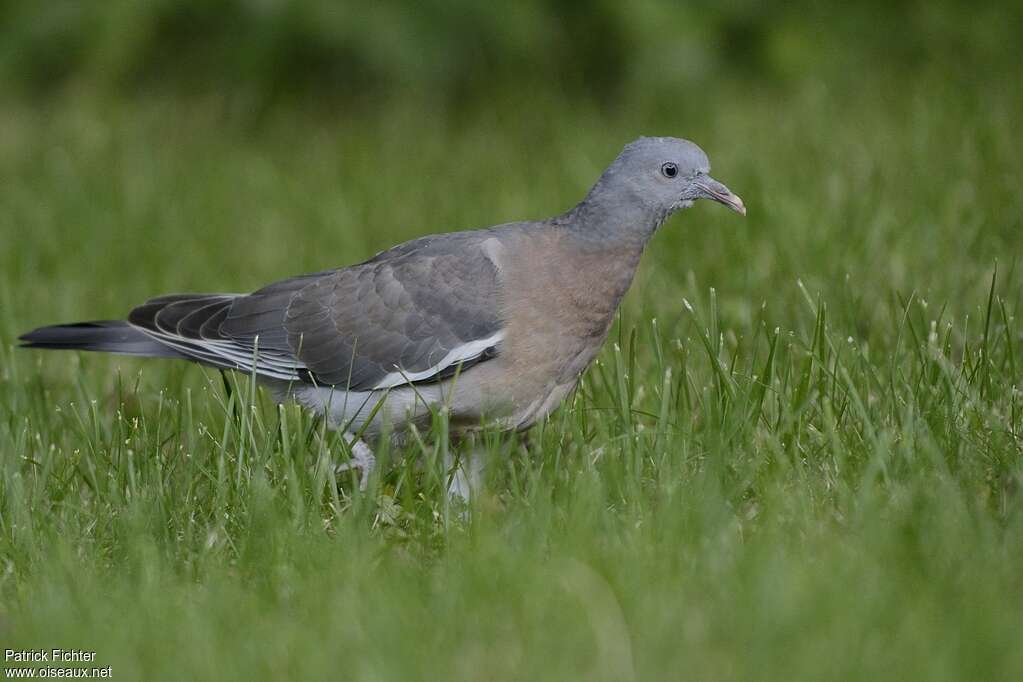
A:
[{"left": 18, "top": 321, "right": 187, "bottom": 359}]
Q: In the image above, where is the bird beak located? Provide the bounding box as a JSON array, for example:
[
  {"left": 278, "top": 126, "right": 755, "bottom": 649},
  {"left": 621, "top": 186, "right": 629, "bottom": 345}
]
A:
[{"left": 694, "top": 177, "right": 746, "bottom": 216}]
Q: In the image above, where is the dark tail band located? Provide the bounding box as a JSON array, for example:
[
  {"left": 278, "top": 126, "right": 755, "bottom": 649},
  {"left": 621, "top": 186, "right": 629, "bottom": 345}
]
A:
[{"left": 18, "top": 321, "right": 187, "bottom": 359}]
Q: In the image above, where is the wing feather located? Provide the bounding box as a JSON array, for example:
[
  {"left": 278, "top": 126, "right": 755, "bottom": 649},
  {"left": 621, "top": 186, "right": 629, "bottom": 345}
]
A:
[{"left": 126, "top": 230, "right": 506, "bottom": 388}]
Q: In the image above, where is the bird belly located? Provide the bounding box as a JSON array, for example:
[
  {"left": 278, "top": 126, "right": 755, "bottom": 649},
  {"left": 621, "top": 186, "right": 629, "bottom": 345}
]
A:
[
  {"left": 265, "top": 325, "right": 606, "bottom": 440},
  {"left": 502, "top": 379, "right": 578, "bottom": 430},
  {"left": 271, "top": 373, "right": 506, "bottom": 441},
  {"left": 271, "top": 382, "right": 438, "bottom": 436}
]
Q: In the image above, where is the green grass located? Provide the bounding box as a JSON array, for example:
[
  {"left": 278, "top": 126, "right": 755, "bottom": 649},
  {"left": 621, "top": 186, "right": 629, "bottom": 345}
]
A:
[{"left": 2, "top": 73, "right": 1023, "bottom": 680}]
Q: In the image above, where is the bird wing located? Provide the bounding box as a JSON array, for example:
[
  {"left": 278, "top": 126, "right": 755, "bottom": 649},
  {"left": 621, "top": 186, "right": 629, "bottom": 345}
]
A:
[{"left": 127, "top": 233, "right": 505, "bottom": 389}]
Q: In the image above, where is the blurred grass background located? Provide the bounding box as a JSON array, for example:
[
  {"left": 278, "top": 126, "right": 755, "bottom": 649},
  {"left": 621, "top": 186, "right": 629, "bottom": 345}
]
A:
[{"left": 1, "top": 1, "right": 1023, "bottom": 680}]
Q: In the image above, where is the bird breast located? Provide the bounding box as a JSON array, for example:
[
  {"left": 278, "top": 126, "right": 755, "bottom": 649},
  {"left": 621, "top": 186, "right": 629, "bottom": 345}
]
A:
[{"left": 487, "top": 228, "right": 646, "bottom": 417}]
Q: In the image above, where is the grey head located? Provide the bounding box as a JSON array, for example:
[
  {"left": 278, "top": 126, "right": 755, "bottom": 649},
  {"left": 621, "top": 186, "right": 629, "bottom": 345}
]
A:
[{"left": 570, "top": 136, "right": 745, "bottom": 239}]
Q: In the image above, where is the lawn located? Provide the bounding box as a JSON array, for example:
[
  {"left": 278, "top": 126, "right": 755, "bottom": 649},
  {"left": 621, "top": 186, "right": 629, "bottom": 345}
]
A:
[{"left": 1, "top": 70, "right": 1022, "bottom": 679}]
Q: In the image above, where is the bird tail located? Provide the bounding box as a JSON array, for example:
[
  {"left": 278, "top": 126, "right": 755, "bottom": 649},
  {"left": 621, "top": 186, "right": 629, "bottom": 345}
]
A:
[{"left": 18, "top": 321, "right": 187, "bottom": 359}]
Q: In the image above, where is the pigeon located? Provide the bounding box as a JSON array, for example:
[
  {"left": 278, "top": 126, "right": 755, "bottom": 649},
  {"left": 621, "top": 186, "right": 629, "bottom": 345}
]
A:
[{"left": 20, "top": 136, "right": 745, "bottom": 489}]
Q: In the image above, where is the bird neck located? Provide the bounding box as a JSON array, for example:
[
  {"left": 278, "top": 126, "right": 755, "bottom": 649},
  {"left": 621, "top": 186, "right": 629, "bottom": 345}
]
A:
[{"left": 562, "top": 181, "right": 668, "bottom": 249}]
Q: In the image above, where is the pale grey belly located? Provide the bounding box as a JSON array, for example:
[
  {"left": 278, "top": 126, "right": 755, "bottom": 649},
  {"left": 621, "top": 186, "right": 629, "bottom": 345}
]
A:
[
  {"left": 501, "top": 379, "right": 579, "bottom": 431},
  {"left": 264, "top": 374, "right": 502, "bottom": 440},
  {"left": 262, "top": 335, "right": 599, "bottom": 438}
]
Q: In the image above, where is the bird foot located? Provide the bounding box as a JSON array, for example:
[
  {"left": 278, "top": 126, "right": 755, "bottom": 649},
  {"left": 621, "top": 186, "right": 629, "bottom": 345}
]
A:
[{"left": 335, "top": 433, "right": 375, "bottom": 491}]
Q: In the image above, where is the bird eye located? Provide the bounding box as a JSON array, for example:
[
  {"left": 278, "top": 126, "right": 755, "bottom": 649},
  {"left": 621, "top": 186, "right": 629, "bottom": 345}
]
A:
[{"left": 661, "top": 162, "right": 678, "bottom": 178}]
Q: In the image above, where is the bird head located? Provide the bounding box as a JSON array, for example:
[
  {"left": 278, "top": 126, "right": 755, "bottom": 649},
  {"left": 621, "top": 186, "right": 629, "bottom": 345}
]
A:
[{"left": 598, "top": 136, "right": 746, "bottom": 220}]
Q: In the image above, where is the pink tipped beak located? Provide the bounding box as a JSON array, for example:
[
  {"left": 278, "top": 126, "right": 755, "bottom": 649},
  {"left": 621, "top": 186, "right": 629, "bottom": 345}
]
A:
[{"left": 696, "top": 177, "right": 746, "bottom": 216}]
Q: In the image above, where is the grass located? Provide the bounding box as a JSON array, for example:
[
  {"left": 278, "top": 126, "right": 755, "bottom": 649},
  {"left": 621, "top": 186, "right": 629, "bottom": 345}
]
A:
[{"left": 1, "top": 71, "right": 1023, "bottom": 680}]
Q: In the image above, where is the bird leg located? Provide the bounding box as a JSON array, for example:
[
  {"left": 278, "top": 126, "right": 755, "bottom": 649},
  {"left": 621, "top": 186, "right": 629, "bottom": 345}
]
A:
[{"left": 334, "top": 432, "right": 375, "bottom": 491}]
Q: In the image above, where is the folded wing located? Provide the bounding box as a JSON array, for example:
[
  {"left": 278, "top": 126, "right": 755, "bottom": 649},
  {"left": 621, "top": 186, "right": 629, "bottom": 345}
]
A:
[{"left": 126, "top": 234, "right": 505, "bottom": 389}]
